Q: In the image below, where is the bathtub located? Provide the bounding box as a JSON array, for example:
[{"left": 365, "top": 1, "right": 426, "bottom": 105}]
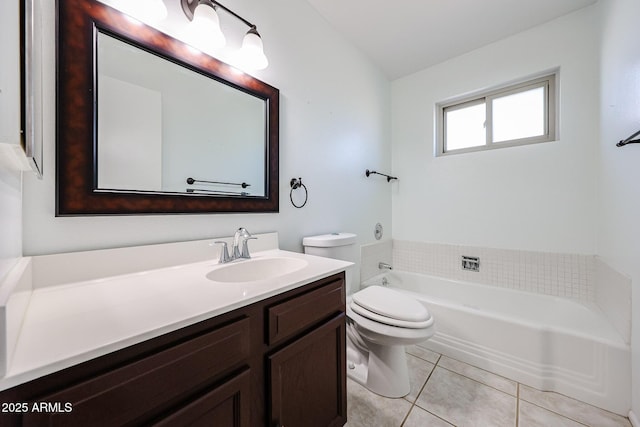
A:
[{"left": 362, "top": 271, "right": 630, "bottom": 415}]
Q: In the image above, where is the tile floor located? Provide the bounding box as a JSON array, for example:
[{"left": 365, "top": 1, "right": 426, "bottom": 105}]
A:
[{"left": 346, "top": 346, "right": 632, "bottom": 427}]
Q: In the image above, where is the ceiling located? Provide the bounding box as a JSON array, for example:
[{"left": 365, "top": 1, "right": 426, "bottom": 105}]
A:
[{"left": 306, "top": 0, "right": 598, "bottom": 80}]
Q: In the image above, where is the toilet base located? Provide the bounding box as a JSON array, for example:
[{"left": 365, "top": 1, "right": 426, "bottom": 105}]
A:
[{"left": 346, "top": 339, "right": 410, "bottom": 398}]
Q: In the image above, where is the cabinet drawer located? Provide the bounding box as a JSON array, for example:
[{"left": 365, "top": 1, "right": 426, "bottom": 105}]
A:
[
  {"left": 267, "top": 276, "right": 344, "bottom": 346},
  {"left": 153, "top": 369, "right": 251, "bottom": 427},
  {"left": 23, "top": 317, "right": 250, "bottom": 427}
]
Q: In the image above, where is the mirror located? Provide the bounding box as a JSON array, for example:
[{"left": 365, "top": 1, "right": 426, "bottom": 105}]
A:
[
  {"left": 20, "top": 0, "right": 44, "bottom": 178},
  {"left": 56, "top": 0, "right": 279, "bottom": 215},
  {"left": 97, "top": 32, "right": 267, "bottom": 197}
]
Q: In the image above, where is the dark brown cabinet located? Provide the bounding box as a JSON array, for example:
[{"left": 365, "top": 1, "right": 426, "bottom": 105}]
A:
[
  {"left": 0, "top": 272, "right": 346, "bottom": 427},
  {"left": 152, "top": 369, "right": 251, "bottom": 427},
  {"left": 269, "top": 315, "right": 346, "bottom": 427}
]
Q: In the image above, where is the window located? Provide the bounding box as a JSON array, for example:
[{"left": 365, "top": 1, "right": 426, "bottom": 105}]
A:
[{"left": 436, "top": 72, "right": 557, "bottom": 156}]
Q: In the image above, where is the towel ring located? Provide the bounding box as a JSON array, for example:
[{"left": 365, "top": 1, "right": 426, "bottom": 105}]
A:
[{"left": 289, "top": 177, "right": 308, "bottom": 208}]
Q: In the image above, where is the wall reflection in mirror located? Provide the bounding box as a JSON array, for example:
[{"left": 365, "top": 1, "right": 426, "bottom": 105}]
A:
[{"left": 97, "top": 32, "right": 267, "bottom": 197}]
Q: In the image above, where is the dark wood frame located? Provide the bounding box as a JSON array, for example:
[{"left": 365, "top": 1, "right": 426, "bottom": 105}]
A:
[{"left": 56, "top": 0, "right": 279, "bottom": 215}]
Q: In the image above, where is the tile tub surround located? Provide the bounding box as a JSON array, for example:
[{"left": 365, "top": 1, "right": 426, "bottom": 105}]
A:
[
  {"left": 346, "top": 346, "right": 632, "bottom": 427},
  {"left": 391, "top": 240, "right": 595, "bottom": 302},
  {"left": 595, "top": 257, "right": 631, "bottom": 344},
  {"left": 360, "top": 240, "right": 631, "bottom": 343},
  {"left": 361, "top": 240, "right": 393, "bottom": 282},
  {"left": 362, "top": 241, "right": 632, "bottom": 340}
]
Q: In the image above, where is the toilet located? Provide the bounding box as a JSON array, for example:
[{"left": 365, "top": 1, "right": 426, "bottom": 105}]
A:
[{"left": 303, "top": 233, "right": 435, "bottom": 398}]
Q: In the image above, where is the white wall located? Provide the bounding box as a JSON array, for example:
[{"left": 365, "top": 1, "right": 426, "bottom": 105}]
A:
[
  {"left": 21, "top": 0, "right": 392, "bottom": 255},
  {"left": 0, "top": 162, "right": 22, "bottom": 282},
  {"left": 597, "top": 0, "right": 640, "bottom": 420},
  {"left": 391, "top": 6, "right": 600, "bottom": 254}
]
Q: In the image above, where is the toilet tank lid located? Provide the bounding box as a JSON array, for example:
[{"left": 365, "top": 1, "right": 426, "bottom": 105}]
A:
[{"left": 302, "top": 233, "right": 356, "bottom": 247}]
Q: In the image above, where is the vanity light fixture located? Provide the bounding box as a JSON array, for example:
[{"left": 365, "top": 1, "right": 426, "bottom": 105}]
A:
[
  {"left": 185, "top": 1, "right": 225, "bottom": 49},
  {"left": 181, "top": 0, "right": 269, "bottom": 70}
]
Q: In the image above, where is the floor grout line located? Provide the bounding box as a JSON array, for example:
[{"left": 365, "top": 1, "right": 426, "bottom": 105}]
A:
[
  {"left": 518, "top": 397, "right": 594, "bottom": 427},
  {"left": 401, "top": 353, "right": 454, "bottom": 427},
  {"left": 515, "top": 383, "right": 520, "bottom": 427},
  {"left": 437, "top": 353, "right": 517, "bottom": 385},
  {"left": 400, "top": 354, "right": 439, "bottom": 426},
  {"left": 434, "top": 364, "right": 517, "bottom": 399}
]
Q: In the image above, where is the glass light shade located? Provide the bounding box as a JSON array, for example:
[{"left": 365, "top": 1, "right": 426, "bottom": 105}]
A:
[
  {"left": 188, "top": 4, "right": 226, "bottom": 53},
  {"left": 237, "top": 29, "right": 268, "bottom": 70}
]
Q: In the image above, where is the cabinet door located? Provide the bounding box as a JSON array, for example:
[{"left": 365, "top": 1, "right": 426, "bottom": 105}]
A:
[
  {"left": 268, "top": 315, "right": 346, "bottom": 427},
  {"left": 152, "top": 369, "right": 251, "bottom": 427}
]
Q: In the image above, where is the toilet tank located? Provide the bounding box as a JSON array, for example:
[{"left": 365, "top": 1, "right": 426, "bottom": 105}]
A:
[
  {"left": 302, "top": 233, "right": 357, "bottom": 261},
  {"left": 303, "top": 233, "right": 357, "bottom": 294}
]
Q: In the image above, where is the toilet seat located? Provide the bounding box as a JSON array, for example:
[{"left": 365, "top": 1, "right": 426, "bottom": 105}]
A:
[
  {"left": 351, "top": 286, "right": 432, "bottom": 329},
  {"left": 350, "top": 304, "right": 433, "bottom": 329}
]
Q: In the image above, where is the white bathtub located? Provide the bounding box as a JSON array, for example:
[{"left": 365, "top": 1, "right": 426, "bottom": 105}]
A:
[{"left": 362, "top": 271, "right": 630, "bottom": 415}]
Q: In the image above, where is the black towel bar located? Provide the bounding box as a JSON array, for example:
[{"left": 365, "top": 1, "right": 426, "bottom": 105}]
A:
[
  {"left": 186, "top": 177, "right": 251, "bottom": 188},
  {"left": 616, "top": 129, "right": 640, "bottom": 147},
  {"left": 365, "top": 169, "right": 398, "bottom": 182}
]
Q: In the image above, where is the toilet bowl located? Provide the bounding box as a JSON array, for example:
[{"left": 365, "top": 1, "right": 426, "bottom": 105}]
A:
[
  {"left": 346, "top": 285, "right": 434, "bottom": 398},
  {"left": 302, "top": 233, "right": 435, "bottom": 398}
]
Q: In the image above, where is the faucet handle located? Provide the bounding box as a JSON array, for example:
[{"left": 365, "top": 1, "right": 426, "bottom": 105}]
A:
[
  {"left": 213, "top": 241, "right": 232, "bottom": 263},
  {"left": 232, "top": 228, "right": 251, "bottom": 259},
  {"left": 240, "top": 237, "right": 258, "bottom": 259}
]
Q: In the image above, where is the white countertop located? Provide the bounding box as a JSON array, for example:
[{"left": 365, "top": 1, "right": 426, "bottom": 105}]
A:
[{"left": 0, "top": 248, "right": 351, "bottom": 391}]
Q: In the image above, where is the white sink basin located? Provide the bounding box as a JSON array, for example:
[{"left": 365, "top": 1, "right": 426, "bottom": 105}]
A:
[{"left": 206, "top": 257, "right": 309, "bottom": 283}]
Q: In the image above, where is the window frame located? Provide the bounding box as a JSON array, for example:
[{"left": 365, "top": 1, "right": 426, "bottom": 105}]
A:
[{"left": 436, "top": 71, "right": 558, "bottom": 156}]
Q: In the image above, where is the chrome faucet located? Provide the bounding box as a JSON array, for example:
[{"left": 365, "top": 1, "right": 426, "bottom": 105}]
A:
[
  {"left": 378, "top": 262, "right": 393, "bottom": 271},
  {"left": 232, "top": 228, "right": 257, "bottom": 260},
  {"left": 212, "top": 228, "right": 258, "bottom": 264}
]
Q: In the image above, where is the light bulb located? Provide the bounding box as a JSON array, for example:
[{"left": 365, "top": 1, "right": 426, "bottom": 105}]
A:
[
  {"left": 237, "top": 28, "right": 268, "bottom": 71},
  {"left": 186, "top": 3, "right": 226, "bottom": 54}
]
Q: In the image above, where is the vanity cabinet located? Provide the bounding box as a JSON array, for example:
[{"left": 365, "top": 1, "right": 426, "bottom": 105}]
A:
[
  {"left": 0, "top": 272, "right": 346, "bottom": 427},
  {"left": 269, "top": 316, "right": 346, "bottom": 427},
  {"left": 266, "top": 278, "right": 347, "bottom": 427}
]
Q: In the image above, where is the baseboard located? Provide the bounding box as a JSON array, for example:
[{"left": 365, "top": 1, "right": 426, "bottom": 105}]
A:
[{"left": 629, "top": 410, "right": 639, "bottom": 427}]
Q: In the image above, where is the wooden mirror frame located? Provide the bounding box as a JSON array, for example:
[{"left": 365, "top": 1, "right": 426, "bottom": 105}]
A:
[{"left": 56, "top": 0, "right": 279, "bottom": 215}]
